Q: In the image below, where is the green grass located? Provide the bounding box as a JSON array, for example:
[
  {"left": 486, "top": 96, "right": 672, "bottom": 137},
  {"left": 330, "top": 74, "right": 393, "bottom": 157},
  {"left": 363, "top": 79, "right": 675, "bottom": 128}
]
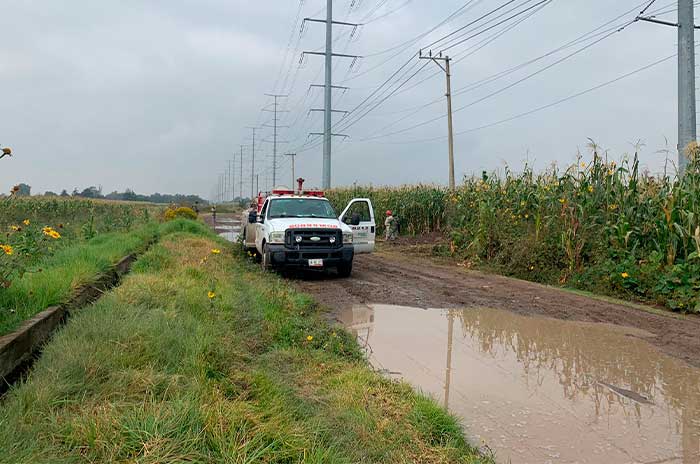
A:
[
  {"left": 0, "top": 219, "right": 214, "bottom": 336},
  {"left": 0, "top": 221, "right": 491, "bottom": 463}
]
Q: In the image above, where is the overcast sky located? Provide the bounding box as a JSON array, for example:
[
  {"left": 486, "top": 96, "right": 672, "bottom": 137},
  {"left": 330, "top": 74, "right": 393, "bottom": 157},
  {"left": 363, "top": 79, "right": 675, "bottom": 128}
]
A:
[{"left": 0, "top": 0, "right": 688, "bottom": 199}]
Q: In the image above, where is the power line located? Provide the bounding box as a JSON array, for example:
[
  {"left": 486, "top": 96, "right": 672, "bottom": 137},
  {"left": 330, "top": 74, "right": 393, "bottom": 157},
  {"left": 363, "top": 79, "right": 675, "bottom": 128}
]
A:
[
  {"left": 361, "top": 16, "right": 639, "bottom": 141},
  {"left": 382, "top": 52, "right": 676, "bottom": 145}
]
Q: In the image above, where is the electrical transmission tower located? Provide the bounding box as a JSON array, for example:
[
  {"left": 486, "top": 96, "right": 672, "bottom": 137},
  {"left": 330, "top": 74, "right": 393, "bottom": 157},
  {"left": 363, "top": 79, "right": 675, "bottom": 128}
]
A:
[
  {"left": 637, "top": 0, "right": 697, "bottom": 175},
  {"left": 239, "top": 145, "right": 244, "bottom": 200},
  {"left": 302, "top": 0, "right": 360, "bottom": 189},
  {"left": 245, "top": 127, "right": 257, "bottom": 198},
  {"left": 263, "top": 94, "right": 289, "bottom": 187}
]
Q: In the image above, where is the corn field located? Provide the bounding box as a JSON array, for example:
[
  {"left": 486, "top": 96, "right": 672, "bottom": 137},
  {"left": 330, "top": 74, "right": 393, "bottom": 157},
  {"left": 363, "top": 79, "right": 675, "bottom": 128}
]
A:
[
  {"left": 328, "top": 147, "right": 700, "bottom": 312},
  {"left": 0, "top": 197, "right": 157, "bottom": 240}
]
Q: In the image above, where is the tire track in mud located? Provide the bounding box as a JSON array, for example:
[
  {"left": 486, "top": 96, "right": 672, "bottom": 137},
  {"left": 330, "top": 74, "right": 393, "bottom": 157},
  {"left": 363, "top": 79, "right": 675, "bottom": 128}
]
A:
[{"left": 291, "top": 249, "right": 700, "bottom": 369}]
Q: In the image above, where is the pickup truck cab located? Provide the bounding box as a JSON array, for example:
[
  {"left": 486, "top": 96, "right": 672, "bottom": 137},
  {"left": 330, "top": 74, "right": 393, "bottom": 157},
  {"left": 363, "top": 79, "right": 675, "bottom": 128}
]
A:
[{"left": 242, "top": 190, "right": 375, "bottom": 277}]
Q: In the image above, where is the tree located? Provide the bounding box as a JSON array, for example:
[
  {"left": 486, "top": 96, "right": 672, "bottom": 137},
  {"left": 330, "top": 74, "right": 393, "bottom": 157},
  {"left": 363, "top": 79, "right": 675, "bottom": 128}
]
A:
[
  {"left": 60, "top": 189, "right": 69, "bottom": 197},
  {"left": 78, "top": 186, "right": 103, "bottom": 198},
  {"left": 16, "top": 183, "right": 31, "bottom": 196},
  {"left": 44, "top": 191, "right": 58, "bottom": 197}
]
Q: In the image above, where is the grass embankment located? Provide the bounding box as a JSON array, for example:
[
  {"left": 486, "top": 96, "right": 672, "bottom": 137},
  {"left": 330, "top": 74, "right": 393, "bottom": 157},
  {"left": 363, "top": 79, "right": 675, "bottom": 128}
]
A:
[
  {"left": 0, "top": 220, "right": 203, "bottom": 336},
  {"left": 0, "top": 221, "right": 490, "bottom": 463}
]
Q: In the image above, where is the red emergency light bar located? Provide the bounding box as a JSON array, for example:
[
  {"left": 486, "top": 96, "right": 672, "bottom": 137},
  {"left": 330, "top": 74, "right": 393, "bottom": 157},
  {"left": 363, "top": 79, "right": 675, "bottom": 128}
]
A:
[
  {"left": 271, "top": 188, "right": 295, "bottom": 195},
  {"left": 302, "top": 190, "right": 325, "bottom": 198}
]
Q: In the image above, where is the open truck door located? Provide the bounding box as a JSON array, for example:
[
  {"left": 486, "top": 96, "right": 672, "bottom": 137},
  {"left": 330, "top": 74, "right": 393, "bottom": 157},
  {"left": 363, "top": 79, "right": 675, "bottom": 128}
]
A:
[{"left": 340, "top": 198, "right": 375, "bottom": 253}]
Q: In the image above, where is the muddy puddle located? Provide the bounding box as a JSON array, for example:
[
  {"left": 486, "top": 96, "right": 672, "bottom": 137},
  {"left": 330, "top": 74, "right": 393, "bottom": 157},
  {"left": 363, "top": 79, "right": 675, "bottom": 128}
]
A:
[
  {"left": 338, "top": 305, "right": 700, "bottom": 463},
  {"left": 213, "top": 220, "right": 241, "bottom": 242}
]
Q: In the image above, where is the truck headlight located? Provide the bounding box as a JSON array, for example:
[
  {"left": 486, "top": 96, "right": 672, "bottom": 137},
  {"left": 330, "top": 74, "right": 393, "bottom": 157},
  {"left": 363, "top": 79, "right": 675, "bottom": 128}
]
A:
[
  {"left": 343, "top": 232, "right": 353, "bottom": 244},
  {"left": 269, "top": 231, "right": 285, "bottom": 244}
]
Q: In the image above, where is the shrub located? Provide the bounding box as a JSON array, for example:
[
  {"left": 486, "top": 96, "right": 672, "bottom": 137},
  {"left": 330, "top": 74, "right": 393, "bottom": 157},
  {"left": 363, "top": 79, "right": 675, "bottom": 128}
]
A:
[{"left": 164, "top": 206, "right": 198, "bottom": 221}]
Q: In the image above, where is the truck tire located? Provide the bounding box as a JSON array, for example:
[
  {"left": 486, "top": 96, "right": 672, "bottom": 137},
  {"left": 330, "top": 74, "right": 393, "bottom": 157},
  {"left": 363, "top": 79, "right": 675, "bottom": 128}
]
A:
[
  {"left": 337, "top": 261, "right": 352, "bottom": 278},
  {"left": 261, "top": 243, "right": 272, "bottom": 271}
]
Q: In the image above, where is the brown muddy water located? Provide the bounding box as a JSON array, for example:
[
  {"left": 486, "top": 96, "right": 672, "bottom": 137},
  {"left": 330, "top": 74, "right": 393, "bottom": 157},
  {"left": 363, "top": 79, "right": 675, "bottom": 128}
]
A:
[{"left": 338, "top": 305, "right": 700, "bottom": 464}]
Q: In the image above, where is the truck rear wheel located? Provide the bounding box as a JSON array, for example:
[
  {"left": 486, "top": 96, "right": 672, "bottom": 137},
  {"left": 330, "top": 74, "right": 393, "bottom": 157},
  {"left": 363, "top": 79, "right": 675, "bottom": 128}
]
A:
[{"left": 337, "top": 261, "right": 352, "bottom": 278}]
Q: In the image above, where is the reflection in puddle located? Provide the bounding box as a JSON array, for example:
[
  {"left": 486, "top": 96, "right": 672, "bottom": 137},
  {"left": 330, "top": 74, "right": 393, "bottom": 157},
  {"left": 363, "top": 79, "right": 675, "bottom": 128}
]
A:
[
  {"left": 338, "top": 305, "right": 700, "bottom": 464},
  {"left": 218, "top": 231, "right": 240, "bottom": 242}
]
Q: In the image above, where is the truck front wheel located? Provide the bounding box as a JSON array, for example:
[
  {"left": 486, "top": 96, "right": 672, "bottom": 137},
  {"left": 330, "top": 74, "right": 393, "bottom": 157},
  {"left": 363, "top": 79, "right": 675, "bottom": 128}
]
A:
[
  {"left": 261, "top": 243, "right": 272, "bottom": 270},
  {"left": 337, "top": 261, "right": 353, "bottom": 278}
]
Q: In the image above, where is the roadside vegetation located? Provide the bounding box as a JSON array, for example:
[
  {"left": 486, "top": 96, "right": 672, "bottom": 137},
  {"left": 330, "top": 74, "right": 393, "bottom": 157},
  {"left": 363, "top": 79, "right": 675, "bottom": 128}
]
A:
[
  {"left": 0, "top": 197, "right": 163, "bottom": 334},
  {"left": 328, "top": 145, "right": 700, "bottom": 313},
  {"left": 0, "top": 221, "right": 490, "bottom": 463}
]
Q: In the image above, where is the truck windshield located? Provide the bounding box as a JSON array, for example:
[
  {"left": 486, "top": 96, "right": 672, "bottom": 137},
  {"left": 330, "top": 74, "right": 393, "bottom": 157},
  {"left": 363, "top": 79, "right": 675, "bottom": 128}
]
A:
[{"left": 268, "top": 198, "right": 337, "bottom": 219}]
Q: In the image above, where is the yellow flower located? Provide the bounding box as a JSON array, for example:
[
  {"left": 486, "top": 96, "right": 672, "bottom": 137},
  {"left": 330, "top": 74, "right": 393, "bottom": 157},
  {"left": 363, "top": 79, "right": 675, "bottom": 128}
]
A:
[
  {"left": 580, "top": 162, "right": 587, "bottom": 168},
  {"left": 621, "top": 272, "right": 630, "bottom": 279},
  {"left": 609, "top": 204, "right": 618, "bottom": 211},
  {"left": 306, "top": 335, "right": 313, "bottom": 342},
  {"left": 10, "top": 225, "right": 19, "bottom": 231},
  {"left": 211, "top": 249, "right": 221, "bottom": 254},
  {"left": 48, "top": 230, "right": 61, "bottom": 239},
  {"left": 1, "top": 244, "right": 13, "bottom": 255},
  {"left": 524, "top": 214, "right": 529, "bottom": 219},
  {"left": 587, "top": 186, "right": 594, "bottom": 193},
  {"left": 520, "top": 201, "right": 526, "bottom": 207},
  {"left": 558, "top": 198, "right": 566, "bottom": 204},
  {"left": 207, "top": 291, "right": 216, "bottom": 299},
  {"left": 22, "top": 219, "right": 30, "bottom": 226},
  {"left": 529, "top": 265, "right": 535, "bottom": 271}
]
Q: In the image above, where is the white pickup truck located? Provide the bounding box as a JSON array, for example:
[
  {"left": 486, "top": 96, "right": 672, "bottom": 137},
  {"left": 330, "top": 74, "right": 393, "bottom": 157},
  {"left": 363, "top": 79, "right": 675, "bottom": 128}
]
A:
[{"left": 242, "top": 190, "right": 375, "bottom": 277}]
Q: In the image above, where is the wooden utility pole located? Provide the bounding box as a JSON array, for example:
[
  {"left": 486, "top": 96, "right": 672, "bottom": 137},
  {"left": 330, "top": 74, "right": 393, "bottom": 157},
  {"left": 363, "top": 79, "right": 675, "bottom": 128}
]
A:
[{"left": 420, "top": 51, "right": 455, "bottom": 190}]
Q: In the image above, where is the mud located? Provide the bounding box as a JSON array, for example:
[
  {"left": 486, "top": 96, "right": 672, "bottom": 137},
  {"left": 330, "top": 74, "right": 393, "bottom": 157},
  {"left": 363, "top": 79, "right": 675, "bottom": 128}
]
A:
[
  {"left": 339, "top": 304, "right": 700, "bottom": 464},
  {"left": 293, "top": 249, "right": 700, "bottom": 369}
]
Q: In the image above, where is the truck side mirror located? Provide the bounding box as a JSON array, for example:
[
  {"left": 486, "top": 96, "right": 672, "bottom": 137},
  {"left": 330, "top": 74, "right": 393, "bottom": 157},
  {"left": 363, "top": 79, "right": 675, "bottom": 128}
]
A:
[{"left": 248, "top": 211, "right": 257, "bottom": 224}]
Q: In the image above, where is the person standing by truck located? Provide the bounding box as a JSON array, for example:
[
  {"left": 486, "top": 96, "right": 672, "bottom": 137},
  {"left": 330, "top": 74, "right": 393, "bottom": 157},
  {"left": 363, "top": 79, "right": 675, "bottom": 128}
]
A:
[{"left": 385, "top": 210, "right": 398, "bottom": 241}]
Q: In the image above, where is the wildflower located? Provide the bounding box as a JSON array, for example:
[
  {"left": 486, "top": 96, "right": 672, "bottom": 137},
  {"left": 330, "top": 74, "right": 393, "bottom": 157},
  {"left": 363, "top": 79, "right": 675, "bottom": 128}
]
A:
[
  {"left": 608, "top": 169, "right": 615, "bottom": 176},
  {"left": 580, "top": 162, "right": 587, "bottom": 169},
  {"left": 22, "top": 219, "right": 30, "bottom": 226},
  {"left": 10, "top": 225, "right": 19, "bottom": 231},
  {"left": 306, "top": 335, "right": 313, "bottom": 342},
  {"left": 529, "top": 265, "right": 535, "bottom": 271},
  {"left": 609, "top": 204, "right": 618, "bottom": 211},
  {"left": 1, "top": 244, "right": 13, "bottom": 255},
  {"left": 207, "top": 291, "right": 216, "bottom": 299},
  {"left": 520, "top": 201, "right": 526, "bottom": 207},
  {"left": 587, "top": 186, "right": 594, "bottom": 193},
  {"left": 524, "top": 214, "right": 529, "bottom": 219},
  {"left": 558, "top": 198, "right": 566, "bottom": 204},
  {"left": 43, "top": 227, "right": 60, "bottom": 238},
  {"left": 211, "top": 249, "right": 221, "bottom": 254},
  {"left": 621, "top": 272, "right": 630, "bottom": 279}
]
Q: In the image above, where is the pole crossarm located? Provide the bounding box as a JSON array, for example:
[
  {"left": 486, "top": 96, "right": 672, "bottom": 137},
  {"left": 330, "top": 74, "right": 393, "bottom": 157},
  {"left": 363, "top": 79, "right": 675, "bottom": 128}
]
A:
[
  {"left": 302, "top": 51, "right": 362, "bottom": 59},
  {"left": 309, "top": 109, "right": 350, "bottom": 114},
  {"left": 310, "top": 84, "right": 349, "bottom": 90},
  {"left": 308, "top": 132, "right": 350, "bottom": 139},
  {"left": 303, "top": 18, "right": 361, "bottom": 27},
  {"left": 636, "top": 15, "right": 700, "bottom": 28}
]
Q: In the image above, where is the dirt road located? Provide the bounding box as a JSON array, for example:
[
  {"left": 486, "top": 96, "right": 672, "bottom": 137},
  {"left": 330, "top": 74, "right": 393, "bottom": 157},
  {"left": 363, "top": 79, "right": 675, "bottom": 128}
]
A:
[{"left": 292, "top": 246, "right": 700, "bottom": 368}]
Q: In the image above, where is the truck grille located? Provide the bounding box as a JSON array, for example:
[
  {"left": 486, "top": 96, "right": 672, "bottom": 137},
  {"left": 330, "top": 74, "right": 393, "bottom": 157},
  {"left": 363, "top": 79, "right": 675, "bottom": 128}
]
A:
[{"left": 285, "top": 229, "right": 342, "bottom": 249}]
